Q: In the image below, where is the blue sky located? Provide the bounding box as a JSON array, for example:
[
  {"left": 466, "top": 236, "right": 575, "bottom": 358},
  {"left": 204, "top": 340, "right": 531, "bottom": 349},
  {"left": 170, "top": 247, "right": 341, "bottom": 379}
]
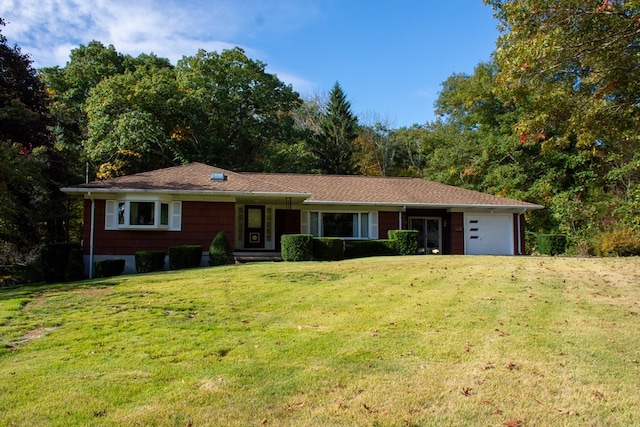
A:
[{"left": 0, "top": 0, "right": 499, "bottom": 127}]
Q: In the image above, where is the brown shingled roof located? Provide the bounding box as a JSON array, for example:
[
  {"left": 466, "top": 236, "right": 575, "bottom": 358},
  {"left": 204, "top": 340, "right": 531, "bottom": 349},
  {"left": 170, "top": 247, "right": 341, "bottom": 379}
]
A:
[{"left": 63, "top": 162, "right": 543, "bottom": 209}]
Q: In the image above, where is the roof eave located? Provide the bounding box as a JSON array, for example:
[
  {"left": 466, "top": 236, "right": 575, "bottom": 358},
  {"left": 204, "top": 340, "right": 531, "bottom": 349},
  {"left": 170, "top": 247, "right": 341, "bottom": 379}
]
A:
[
  {"left": 61, "top": 187, "right": 312, "bottom": 199},
  {"left": 302, "top": 200, "right": 544, "bottom": 210}
]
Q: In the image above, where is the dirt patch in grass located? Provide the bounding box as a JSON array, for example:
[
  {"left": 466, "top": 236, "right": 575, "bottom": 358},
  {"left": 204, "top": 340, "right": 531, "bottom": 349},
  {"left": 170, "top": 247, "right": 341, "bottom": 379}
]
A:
[{"left": 9, "top": 326, "right": 57, "bottom": 351}]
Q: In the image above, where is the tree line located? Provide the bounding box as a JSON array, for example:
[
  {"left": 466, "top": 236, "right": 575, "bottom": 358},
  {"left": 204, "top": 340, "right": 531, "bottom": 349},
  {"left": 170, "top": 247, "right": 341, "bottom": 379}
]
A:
[{"left": 2, "top": 0, "right": 640, "bottom": 264}]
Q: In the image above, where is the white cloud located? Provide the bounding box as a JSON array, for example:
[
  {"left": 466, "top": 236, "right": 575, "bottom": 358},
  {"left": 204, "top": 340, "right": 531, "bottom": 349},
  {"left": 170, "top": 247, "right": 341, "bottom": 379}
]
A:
[{"left": 1, "top": 0, "right": 319, "bottom": 76}]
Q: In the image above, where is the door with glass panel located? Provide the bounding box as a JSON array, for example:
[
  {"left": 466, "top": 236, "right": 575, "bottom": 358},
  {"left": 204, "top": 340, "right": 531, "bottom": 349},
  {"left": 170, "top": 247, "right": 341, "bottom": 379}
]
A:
[
  {"left": 409, "top": 217, "right": 441, "bottom": 254},
  {"left": 244, "top": 206, "right": 265, "bottom": 249}
]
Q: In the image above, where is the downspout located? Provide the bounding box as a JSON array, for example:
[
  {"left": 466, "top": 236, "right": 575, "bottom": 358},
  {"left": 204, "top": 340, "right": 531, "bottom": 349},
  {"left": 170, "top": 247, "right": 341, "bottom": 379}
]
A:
[
  {"left": 398, "top": 206, "right": 406, "bottom": 230},
  {"left": 517, "top": 208, "right": 527, "bottom": 255},
  {"left": 89, "top": 193, "right": 95, "bottom": 279}
]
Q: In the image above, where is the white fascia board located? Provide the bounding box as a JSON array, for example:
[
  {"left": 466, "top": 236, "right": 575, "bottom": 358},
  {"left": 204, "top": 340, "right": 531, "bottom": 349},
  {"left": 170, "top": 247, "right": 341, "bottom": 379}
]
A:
[
  {"left": 302, "top": 200, "right": 544, "bottom": 210},
  {"left": 61, "top": 187, "right": 311, "bottom": 199}
]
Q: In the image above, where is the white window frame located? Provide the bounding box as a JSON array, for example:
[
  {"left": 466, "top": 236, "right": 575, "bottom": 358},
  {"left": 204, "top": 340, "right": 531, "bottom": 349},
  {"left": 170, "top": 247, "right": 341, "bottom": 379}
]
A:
[
  {"left": 305, "top": 210, "right": 378, "bottom": 240},
  {"left": 105, "top": 198, "right": 181, "bottom": 231}
]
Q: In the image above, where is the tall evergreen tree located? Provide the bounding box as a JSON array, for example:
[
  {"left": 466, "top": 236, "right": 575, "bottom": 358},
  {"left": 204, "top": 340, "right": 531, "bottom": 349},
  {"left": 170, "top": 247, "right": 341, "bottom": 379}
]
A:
[{"left": 313, "top": 82, "right": 358, "bottom": 174}]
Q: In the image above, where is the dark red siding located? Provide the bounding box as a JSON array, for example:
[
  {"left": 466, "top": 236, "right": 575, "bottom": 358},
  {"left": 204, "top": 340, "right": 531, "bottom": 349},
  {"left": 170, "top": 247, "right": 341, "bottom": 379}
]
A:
[
  {"left": 83, "top": 200, "right": 235, "bottom": 256},
  {"left": 378, "top": 211, "right": 400, "bottom": 240},
  {"left": 513, "top": 212, "right": 526, "bottom": 255},
  {"left": 448, "top": 212, "right": 465, "bottom": 255}
]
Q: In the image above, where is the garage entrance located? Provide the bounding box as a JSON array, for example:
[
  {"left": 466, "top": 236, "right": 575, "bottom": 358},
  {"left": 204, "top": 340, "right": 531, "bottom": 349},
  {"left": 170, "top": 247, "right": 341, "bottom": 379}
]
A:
[{"left": 465, "top": 214, "right": 514, "bottom": 255}]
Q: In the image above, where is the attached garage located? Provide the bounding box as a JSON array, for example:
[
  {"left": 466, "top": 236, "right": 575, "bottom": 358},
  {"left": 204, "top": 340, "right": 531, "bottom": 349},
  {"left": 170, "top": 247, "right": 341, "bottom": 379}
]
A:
[{"left": 464, "top": 213, "right": 514, "bottom": 255}]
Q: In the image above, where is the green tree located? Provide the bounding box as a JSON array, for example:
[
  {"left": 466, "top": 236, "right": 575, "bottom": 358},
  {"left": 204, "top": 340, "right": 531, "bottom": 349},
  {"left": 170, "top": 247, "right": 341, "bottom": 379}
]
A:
[
  {"left": 485, "top": 0, "right": 640, "bottom": 244},
  {"left": 175, "top": 47, "right": 301, "bottom": 170},
  {"left": 0, "top": 18, "right": 60, "bottom": 262},
  {"left": 84, "top": 57, "right": 184, "bottom": 177},
  {"left": 312, "top": 82, "right": 359, "bottom": 175},
  {"left": 41, "top": 41, "right": 128, "bottom": 179}
]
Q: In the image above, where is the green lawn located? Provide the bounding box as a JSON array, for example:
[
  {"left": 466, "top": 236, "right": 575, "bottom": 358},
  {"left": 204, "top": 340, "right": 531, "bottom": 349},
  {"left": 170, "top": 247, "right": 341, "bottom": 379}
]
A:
[{"left": 1, "top": 256, "right": 639, "bottom": 426}]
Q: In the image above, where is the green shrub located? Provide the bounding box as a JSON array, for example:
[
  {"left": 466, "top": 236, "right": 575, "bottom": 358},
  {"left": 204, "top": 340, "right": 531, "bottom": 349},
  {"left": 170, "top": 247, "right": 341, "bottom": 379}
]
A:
[
  {"left": 537, "top": 234, "right": 567, "bottom": 256},
  {"left": 281, "top": 234, "right": 313, "bottom": 261},
  {"left": 64, "top": 248, "right": 85, "bottom": 281},
  {"left": 209, "top": 231, "right": 234, "bottom": 266},
  {"left": 93, "top": 259, "right": 125, "bottom": 278},
  {"left": 40, "top": 242, "right": 81, "bottom": 283},
  {"left": 590, "top": 229, "right": 640, "bottom": 257},
  {"left": 388, "top": 230, "right": 419, "bottom": 255},
  {"left": 344, "top": 240, "right": 397, "bottom": 259},
  {"left": 312, "top": 238, "right": 344, "bottom": 261},
  {"left": 135, "top": 251, "right": 166, "bottom": 273},
  {"left": 168, "top": 245, "right": 203, "bottom": 270}
]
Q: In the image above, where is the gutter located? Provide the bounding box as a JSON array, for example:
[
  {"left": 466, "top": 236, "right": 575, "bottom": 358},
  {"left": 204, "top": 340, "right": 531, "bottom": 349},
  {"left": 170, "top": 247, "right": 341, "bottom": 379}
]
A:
[{"left": 61, "top": 187, "right": 312, "bottom": 199}]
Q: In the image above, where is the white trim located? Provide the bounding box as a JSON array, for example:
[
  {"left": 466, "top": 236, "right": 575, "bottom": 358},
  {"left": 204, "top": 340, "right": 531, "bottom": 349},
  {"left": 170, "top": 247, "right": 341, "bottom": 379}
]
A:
[
  {"left": 300, "top": 210, "right": 310, "bottom": 234},
  {"left": 105, "top": 200, "right": 117, "bottom": 230},
  {"left": 169, "top": 201, "right": 182, "bottom": 231},
  {"left": 370, "top": 211, "right": 379, "bottom": 239}
]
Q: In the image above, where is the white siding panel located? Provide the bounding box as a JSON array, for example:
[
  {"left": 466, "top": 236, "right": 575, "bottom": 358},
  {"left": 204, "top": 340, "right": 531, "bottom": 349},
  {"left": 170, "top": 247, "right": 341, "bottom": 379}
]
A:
[{"left": 465, "top": 214, "right": 514, "bottom": 255}]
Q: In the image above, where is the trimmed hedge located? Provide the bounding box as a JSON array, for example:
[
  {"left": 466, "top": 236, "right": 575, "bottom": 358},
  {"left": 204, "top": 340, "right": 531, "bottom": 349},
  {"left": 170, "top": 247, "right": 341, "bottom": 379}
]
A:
[
  {"left": 135, "top": 251, "right": 166, "bottom": 273},
  {"left": 93, "top": 259, "right": 125, "bottom": 278},
  {"left": 209, "top": 231, "right": 234, "bottom": 266},
  {"left": 281, "top": 234, "right": 313, "bottom": 261},
  {"left": 344, "top": 239, "right": 397, "bottom": 259},
  {"left": 312, "top": 237, "right": 344, "bottom": 261},
  {"left": 169, "top": 245, "right": 203, "bottom": 270},
  {"left": 388, "top": 230, "right": 419, "bottom": 255},
  {"left": 537, "top": 234, "right": 567, "bottom": 256},
  {"left": 41, "top": 242, "right": 82, "bottom": 283}
]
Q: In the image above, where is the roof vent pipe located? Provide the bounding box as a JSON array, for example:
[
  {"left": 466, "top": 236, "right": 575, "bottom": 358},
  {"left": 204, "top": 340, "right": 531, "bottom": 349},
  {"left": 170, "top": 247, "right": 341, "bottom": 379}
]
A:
[{"left": 211, "top": 172, "right": 227, "bottom": 181}]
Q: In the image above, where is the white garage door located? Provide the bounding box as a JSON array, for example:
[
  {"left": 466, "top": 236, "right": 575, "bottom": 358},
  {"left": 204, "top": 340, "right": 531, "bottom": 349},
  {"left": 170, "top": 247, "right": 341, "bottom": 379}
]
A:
[{"left": 465, "top": 214, "right": 514, "bottom": 255}]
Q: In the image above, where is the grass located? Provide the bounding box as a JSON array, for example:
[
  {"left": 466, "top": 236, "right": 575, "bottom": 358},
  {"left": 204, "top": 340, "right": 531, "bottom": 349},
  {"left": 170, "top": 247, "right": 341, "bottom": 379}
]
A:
[{"left": 1, "top": 255, "right": 640, "bottom": 426}]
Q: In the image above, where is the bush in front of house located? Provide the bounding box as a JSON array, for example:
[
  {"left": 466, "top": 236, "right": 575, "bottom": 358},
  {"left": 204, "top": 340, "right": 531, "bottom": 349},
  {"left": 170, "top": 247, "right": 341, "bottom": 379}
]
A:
[
  {"left": 64, "top": 248, "right": 85, "bottom": 281},
  {"left": 135, "top": 251, "right": 166, "bottom": 273},
  {"left": 344, "top": 239, "right": 397, "bottom": 259},
  {"left": 312, "top": 237, "right": 344, "bottom": 261},
  {"left": 209, "top": 231, "right": 234, "bottom": 266},
  {"left": 41, "top": 242, "right": 82, "bottom": 283},
  {"left": 537, "top": 234, "right": 567, "bottom": 256},
  {"left": 388, "top": 230, "right": 419, "bottom": 255},
  {"left": 93, "top": 259, "right": 125, "bottom": 278},
  {"left": 281, "top": 234, "right": 313, "bottom": 261},
  {"left": 169, "top": 245, "right": 203, "bottom": 270}
]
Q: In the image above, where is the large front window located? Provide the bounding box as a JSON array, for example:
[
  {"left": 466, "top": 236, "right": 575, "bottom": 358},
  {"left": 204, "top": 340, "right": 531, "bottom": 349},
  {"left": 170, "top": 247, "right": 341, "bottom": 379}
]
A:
[
  {"left": 310, "top": 212, "right": 369, "bottom": 238},
  {"left": 107, "top": 199, "right": 178, "bottom": 230}
]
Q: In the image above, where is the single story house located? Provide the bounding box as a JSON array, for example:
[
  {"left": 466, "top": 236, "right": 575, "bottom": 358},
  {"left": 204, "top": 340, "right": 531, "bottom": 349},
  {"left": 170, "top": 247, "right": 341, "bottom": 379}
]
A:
[{"left": 62, "top": 162, "right": 543, "bottom": 275}]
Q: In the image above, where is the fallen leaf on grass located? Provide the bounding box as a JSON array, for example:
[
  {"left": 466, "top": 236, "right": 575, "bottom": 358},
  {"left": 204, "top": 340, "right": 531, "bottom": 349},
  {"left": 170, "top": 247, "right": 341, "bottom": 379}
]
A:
[
  {"left": 284, "top": 401, "right": 305, "bottom": 411},
  {"left": 555, "top": 408, "right": 578, "bottom": 416},
  {"left": 481, "top": 362, "right": 495, "bottom": 370},
  {"left": 592, "top": 390, "right": 605, "bottom": 401},
  {"left": 503, "top": 419, "right": 522, "bottom": 427},
  {"left": 506, "top": 362, "right": 520, "bottom": 370},
  {"left": 363, "top": 403, "right": 378, "bottom": 413},
  {"left": 460, "top": 387, "right": 473, "bottom": 396}
]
